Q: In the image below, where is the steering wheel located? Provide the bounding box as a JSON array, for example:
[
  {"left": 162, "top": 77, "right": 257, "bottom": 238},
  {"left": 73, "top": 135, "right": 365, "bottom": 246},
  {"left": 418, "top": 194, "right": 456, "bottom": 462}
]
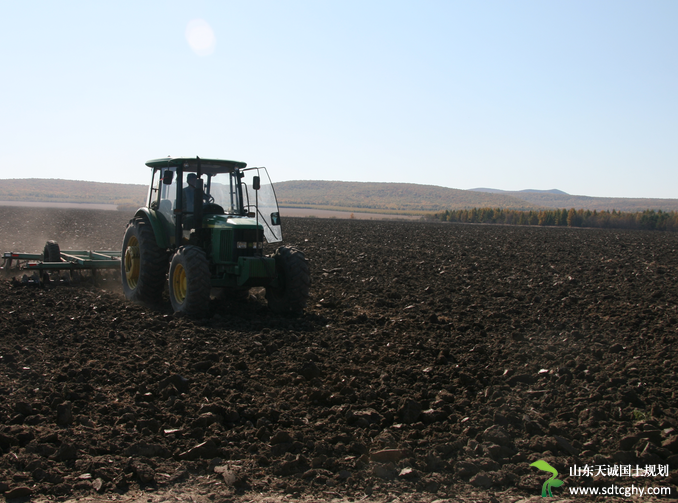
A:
[{"left": 203, "top": 193, "right": 215, "bottom": 204}]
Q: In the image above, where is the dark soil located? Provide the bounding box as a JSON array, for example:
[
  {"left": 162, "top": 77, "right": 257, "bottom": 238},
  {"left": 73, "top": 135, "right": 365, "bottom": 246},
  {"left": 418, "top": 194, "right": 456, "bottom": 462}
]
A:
[{"left": 1, "top": 207, "right": 677, "bottom": 501}]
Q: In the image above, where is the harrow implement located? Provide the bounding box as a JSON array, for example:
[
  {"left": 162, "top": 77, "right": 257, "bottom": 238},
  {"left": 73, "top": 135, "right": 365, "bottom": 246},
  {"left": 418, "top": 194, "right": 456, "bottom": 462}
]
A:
[{"left": 1, "top": 241, "right": 121, "bottom": 278}]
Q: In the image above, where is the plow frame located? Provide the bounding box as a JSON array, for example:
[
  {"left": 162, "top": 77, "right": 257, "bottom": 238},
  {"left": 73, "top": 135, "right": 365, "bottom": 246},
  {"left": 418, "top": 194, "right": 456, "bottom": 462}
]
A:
[{"left": 2, "top": 250, "right": 121, "bottom": 273}]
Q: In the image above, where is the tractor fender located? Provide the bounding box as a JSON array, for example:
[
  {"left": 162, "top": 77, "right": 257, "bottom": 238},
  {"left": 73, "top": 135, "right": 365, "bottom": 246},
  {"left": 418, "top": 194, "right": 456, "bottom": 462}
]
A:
[{"left": 134, "top": 208, "right": 170, "bottom": 249}]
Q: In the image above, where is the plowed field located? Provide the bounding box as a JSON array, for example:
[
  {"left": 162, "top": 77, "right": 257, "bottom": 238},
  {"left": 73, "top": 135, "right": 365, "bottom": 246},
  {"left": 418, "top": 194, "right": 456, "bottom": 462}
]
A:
[{"left": 1, "top": 207, "right": 677, "bottom": 502}]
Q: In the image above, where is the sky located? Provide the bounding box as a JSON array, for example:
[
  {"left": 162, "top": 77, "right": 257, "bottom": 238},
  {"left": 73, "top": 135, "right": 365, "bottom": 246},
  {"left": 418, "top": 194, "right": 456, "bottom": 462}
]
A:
[{"left": 0, "top": 1, "right": 676, "bottom": 199}]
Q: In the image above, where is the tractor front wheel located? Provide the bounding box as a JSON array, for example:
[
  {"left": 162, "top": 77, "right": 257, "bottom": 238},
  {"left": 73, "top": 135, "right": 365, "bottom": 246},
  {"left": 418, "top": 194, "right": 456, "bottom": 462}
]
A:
[
  {"left": 266, "top": 246, "right": 311, "bottom": 314},
  {"left": 168, "top": 246, "right": 211, "bottom": 317},
  {"left": 121, "top": 217, "right": 168, "bottom": 304}
]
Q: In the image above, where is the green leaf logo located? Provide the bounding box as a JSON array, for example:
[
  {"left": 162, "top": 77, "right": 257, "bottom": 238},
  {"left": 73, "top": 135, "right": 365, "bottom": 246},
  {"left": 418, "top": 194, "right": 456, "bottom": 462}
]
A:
[{"left": 530, "top": 460, "right": 563, "bottom": 497}]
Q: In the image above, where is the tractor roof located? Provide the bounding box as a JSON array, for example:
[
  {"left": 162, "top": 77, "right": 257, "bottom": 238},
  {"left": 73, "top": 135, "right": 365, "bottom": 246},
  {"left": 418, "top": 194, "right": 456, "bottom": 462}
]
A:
[{"left": 145, "top": 157, "right": 247, "bottom": 173}]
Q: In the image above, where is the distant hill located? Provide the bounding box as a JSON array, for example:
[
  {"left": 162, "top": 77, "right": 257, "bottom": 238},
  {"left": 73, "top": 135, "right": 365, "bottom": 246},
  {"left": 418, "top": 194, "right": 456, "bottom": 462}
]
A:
[
  {"left": 470, "top": 188, "right": 568, "bottom": 195},
  {"left": 518, "top": 189, "right": 568, "bottom": 195},
  {"left": 1, "top": 178, "right": 677, "bottom": 214},
  {"left": 274, "top": 180, "right": 540, "bottom": 214},
  {"left": 275, "top": 181, "right": 678, "bottom": 213},
  {"left": 0, "top": 179, "right": 146, "bottom": 209}
]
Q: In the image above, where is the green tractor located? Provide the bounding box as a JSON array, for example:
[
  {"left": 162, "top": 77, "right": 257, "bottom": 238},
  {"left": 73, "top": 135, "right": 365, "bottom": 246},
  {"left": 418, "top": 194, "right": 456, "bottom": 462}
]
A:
[{"left": 121, "top": 157, "right": 310, "bottom": 317}]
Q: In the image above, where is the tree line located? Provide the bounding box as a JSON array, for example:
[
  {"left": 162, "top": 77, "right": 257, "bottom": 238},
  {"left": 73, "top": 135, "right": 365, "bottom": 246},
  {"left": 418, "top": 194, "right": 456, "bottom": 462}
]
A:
[{"left": 427, "top": 208, "right": 678, "bottom": 231}]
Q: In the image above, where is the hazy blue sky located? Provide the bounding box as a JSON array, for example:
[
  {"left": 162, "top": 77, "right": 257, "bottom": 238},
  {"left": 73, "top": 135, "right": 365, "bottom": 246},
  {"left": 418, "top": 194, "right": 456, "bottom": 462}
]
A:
[{"left": 1, "top": 1, "right": 676, "bottom": 198}]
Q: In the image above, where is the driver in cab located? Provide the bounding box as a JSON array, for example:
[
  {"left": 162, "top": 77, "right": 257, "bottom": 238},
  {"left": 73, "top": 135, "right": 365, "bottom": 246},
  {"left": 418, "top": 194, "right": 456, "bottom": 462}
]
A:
[
  {"left": 183, "top": 173, "right": 204, "bottom": 212},
  {"left": 182, "top": 173, "right": 206, "bottom": 229}
]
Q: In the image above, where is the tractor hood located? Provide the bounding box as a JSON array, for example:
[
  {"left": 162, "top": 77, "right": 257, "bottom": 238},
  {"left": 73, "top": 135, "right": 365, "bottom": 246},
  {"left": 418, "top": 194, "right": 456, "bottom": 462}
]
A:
[{"left": 204, "top": 211, "right": 282, "bottom": 244}]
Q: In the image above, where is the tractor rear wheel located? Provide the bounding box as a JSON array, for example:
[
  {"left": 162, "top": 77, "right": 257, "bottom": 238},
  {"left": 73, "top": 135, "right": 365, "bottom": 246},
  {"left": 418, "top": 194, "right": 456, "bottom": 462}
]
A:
[
  {"left": 266, "top": 246, "right": 311, "bottom": 314},
  {"left": 43, "top": 241, "right": 61, "bottom": 262},
  {"left": 168, "top": 245, "right": 211, "bottom": 317},
  {"left": 121, "top": 217, "right": 168, "bottom": 304}
]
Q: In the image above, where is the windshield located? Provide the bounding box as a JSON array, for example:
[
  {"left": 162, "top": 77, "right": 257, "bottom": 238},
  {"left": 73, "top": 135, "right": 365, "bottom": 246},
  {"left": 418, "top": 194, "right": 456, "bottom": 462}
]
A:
[
  {"left": 207, "top": 173, "right": 244, "bottom": 215},
  {"left": 154, "top": 167, "right": 282, "bottom": 243}
]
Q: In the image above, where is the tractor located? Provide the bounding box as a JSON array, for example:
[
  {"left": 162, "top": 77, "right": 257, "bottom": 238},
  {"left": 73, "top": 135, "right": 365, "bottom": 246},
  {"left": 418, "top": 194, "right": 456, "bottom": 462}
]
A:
[{"left": 120, "top": 157, "right": 310, "bottom": 317}]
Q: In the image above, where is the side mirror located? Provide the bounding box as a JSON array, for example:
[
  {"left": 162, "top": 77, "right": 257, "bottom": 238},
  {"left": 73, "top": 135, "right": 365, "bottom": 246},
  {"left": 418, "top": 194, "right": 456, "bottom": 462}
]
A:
[
  {"left": 162, "top": 170, "right": 174, "bottom": 185},
  {"left": 253, "top": 176, "right": 260, "bottom": 191},
  {"left": 270, "top": 212, "right": 280, "bottom": 226}
]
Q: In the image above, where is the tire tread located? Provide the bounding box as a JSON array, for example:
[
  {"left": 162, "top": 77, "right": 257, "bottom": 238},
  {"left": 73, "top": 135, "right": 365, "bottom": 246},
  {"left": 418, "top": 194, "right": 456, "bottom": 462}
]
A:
[
  {"left": 121, "top": 217, "right": 168, "bottom": 304},
  {"left": 266, "top": 246, "right": 311, "bottom": 314},
  {"left": 169, "top": 245, "right": 211, "bottom": 317}
]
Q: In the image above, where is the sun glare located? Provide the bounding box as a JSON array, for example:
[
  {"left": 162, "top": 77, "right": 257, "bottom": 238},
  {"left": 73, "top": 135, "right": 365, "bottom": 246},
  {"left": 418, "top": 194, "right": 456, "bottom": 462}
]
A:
[{"left": 185, "top": 19, "right": 216, "bottom": 57}]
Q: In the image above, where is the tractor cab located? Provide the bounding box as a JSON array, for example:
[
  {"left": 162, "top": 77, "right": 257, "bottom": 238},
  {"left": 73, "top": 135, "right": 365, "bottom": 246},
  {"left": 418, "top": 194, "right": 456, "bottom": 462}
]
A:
[{"left": 145, "top": 157, "right": 282, "bottom": 248}]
